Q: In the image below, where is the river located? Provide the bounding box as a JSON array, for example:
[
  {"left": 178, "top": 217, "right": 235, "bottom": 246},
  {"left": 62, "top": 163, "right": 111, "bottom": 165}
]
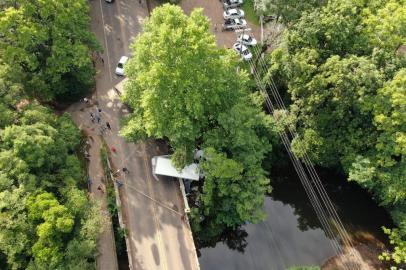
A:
[{"left": 197, "top": 167, "right": 393, "bottom": 270}]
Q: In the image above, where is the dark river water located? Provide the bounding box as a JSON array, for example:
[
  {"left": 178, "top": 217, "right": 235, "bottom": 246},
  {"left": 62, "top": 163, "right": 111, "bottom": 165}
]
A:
[{"left": 197, "top": 168, "right": 393, "bottom": 270}]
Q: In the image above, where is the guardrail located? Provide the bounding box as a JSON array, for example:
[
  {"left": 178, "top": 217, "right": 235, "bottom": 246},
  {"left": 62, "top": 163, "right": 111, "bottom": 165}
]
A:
[{"left": 106, "top": 156, "right": 134, "bottom": 270}]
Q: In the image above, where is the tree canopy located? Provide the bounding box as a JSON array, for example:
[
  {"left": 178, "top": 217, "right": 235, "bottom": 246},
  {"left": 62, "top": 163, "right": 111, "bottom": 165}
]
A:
[
  {"left": 0, "top": 1, "right": 103, "bottom": 268},
  {"left": 267, "top": 0, "right": 406, "bottom": 265},
  {"left": 0, "top": 97, "right": 103, "bottom": 269},
  {"left": 253, "top": 0, "right": 326, "bottom": 24},
  {"left": 0, "top": 61, "right": 102, "bottom": 270},
  {"left": 122, "top": 4, "right": 274, "bottom": 239},
  {"left": 121, "top": 5, "right": 247, "bottom": 163},
  {"left": 0, "top": 0, "right": 100, "bottom": 101}
]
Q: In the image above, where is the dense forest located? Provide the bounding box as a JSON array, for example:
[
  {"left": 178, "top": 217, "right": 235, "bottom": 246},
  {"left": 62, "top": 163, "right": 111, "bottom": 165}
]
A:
[
  {"left": 260, "top": 0, "right": 405, "bottom": 266},
  {"left": 0, "top": 0, "right": 102, "bottom": 269}
]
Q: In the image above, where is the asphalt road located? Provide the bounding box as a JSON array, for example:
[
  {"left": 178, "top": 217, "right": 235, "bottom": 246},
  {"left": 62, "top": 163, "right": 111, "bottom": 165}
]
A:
[{"left": 86, "top": 0, "right": 199, "bottom": 269}]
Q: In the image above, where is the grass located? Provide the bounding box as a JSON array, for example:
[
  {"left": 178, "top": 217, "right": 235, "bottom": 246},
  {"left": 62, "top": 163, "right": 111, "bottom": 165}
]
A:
[{"left": 242, "top": 0, "right": 260, "bottom": 26}]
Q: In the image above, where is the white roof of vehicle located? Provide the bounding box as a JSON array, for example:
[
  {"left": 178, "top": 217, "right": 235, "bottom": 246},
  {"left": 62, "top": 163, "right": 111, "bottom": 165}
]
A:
[
  {"left": 119, "top": 56, "right": 128, "bottom": 64},
  {"left": 152, "top": 155, "right": 200, "bottom": 181},
  {"left": 227, "top": 8, "right": 238, "bottom": 13}
]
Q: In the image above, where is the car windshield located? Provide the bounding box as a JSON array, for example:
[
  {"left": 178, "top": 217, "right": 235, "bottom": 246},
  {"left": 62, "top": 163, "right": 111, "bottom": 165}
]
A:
[
  {"left": 246, "top": 36, "right": 252, "bottom": 42},
  {"left": 118, "top": 63, "right": 123, "bottom": 68}
]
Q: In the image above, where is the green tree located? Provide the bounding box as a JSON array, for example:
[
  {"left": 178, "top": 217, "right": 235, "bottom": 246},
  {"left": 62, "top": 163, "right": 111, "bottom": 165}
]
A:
[
  {"left": 362, "top": 0, "right": 406, "bottom": 52},
  {"left": 266, "top": 0, "right": 406, "bottom": 266},
  {"left": 0, "top": 187, "right": 34, "bottom": 270},
  {"left": 123, "top": 4, "right": 274, "bottom": 241},
  {"left": 0, "top": 64, "right": 21, "bottom": 128},
  {"left": 0, "top": 0, "right": 100, "bottom": 101},
  {"left": 349, "top": 69, "right": 406, "bottom": 205},
  {"left": 254, "top": 0, "right": 325, "bottom": 24},
  {"left": 289, "top": 55, "right": 383, "bottom": 169},
  {"left": 0, "top": 150, "right": 35, "bottom": 191},
  {"left": 121, "top": 4, "right": 247, "bottom": 166},
  {"left": 27, "top": 192, "right": 74, "bottom": 268}
]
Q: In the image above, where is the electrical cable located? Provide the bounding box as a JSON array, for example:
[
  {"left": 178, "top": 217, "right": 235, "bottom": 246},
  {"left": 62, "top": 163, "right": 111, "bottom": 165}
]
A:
[
  {"left": 250, "top": 44, "right": 364, "bottom": 266},
  {"left": 248, "top": 59, "right": 347, "bottom": 265},
  {"left": 233, "top": 29, "right": 364, "bottom": 268},
  {"left": 248, "top": 41, "right": 364, "bottom": 267}
]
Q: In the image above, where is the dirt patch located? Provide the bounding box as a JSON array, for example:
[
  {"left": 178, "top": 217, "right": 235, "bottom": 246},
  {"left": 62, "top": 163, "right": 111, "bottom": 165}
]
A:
[
  {"left": 322, "top": 243, "right": 386, "bottom": 270},
  {"left": 179, "top": 0, "right": 261, "bottom": 48}
]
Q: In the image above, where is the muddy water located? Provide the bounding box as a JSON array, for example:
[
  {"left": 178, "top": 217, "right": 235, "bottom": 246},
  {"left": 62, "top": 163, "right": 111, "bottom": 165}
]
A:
[{"left": 197, "top": 168, "right": 393, "bottom": 270}]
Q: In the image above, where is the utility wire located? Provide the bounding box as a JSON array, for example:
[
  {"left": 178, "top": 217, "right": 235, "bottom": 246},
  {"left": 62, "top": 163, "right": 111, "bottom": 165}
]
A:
[
  {"left": 247, "top": 58, "right": 346, "bottom": 264},
  {"left": 250, "top": 43, "right": 363, "bottom": 264},
  {"left": 233, "top": 28, "right": 363, "bottom": 269},
  {"left": 249, "top": 43, "right": 364, "bottom": 267}
]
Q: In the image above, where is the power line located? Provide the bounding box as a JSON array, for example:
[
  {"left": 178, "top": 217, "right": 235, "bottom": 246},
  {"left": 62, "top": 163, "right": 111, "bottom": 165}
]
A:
[
  {"left": 249, "top": 43, "right": 364, "bottom": 267},
  {"left": 251, "top": 42, "right": 362, "bottom": 257},
  {"left": 233, "top": 27, "right": 364, "bottom": 269},
  {"left": 247, "top": 57, "right": 346, "bottom": 263}
]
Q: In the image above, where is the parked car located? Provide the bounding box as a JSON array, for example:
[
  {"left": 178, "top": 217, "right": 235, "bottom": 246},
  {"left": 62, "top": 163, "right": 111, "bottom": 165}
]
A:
[
  {"left": 222, "top": 18, "right": 247, "bottom": 31},
  {"left": 105, "top": 0, "right": 114, "bottom": 3},
  {"left": 115, "top": 56, "right": 128, "bottom": 76},
  {"left": 223, "top": 8, "right": 245, "bottom": 19},
  {"left": 232, "top": 43, "right": 252, "bottom": 61},
  {"left": 237, "top": 34, "right": 257, "bottom": 46},
  {"left": 223, "top": 0, "right": 244, "bottom": 9}
]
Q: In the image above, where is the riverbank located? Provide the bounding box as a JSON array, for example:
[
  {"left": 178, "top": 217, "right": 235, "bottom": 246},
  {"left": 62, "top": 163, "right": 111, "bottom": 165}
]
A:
[{"left": 322, "top": 243, "right": 385, "bottom": 270}]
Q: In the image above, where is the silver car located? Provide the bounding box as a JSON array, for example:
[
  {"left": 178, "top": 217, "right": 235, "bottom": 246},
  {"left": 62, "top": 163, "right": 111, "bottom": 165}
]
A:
[
  {"left": 222, "top": 18, "right": 247, "bottom": 31},
  {"left": 237, "top": 34, "right": 257, "bottom": 46},
  {"left": 223, "top": 0, "right": 244, "bottom": 9},
  {"left": 223, "top": 8, "right": 245, "bottom": 19},
  {"left": 233, "top": 43, "right": 252, "bottom": 61}
]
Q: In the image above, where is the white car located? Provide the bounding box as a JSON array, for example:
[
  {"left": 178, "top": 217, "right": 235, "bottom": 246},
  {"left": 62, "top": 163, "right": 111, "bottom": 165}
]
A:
[
  {"left": 237, "top": 34, "right": 257, "bottom": 46},
  {"left": 233, "top": 43, "right": 252, "bottom": 61},
  {"left": 223, "top": 0, "right": 244, "bottom": 9},
  {"left": 222, "top": 18, "right": 247, "bottom": 31},
  {"left": 115, "top": 56, "right": 128, "bottom": 76},
  {"left": 223, "top": 8, "right": 245, "bottom": 19}
]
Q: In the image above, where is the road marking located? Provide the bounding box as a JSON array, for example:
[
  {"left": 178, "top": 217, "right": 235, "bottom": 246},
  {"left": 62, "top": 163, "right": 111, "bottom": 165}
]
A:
[
  {"left": 98, "top": 0, "right": 113, "bottom": 82},
  {"left": 142, "top": 146, "right": 169, "bottom": 270}
]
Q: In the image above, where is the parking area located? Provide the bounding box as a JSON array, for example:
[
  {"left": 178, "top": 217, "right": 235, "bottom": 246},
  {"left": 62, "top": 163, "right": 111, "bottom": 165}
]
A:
[{"left": 180, "top": 0, "right": 261, "bottom": 49}]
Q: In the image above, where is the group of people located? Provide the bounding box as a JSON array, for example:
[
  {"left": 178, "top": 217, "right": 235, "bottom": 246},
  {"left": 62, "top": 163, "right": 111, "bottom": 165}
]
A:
[
  {"left": 88, "top": 105, "right": 112, "bottom": 135},
  {"left": 82, "top": 100, "right": 132, "bottom": 194}
]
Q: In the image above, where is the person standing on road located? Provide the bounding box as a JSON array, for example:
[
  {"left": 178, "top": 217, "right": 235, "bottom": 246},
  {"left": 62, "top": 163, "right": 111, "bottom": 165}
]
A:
[
  {"left": 90, "top": 113, "right": 95, "bottom": 123},
  {"left": 111, "top": 147, "right": 117, "bottom": 154},
  {"left": 116, "top": 179, "right": 123, "bottom": 187},
  {"left": 106, "top": 122, "right": 111, "bottom": 130},
  {"left": 95, "top": 107, "right": 102, "bottom": 123},
  {"left": 122, "top": 167, "right": 129, "bottom": 174}
]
